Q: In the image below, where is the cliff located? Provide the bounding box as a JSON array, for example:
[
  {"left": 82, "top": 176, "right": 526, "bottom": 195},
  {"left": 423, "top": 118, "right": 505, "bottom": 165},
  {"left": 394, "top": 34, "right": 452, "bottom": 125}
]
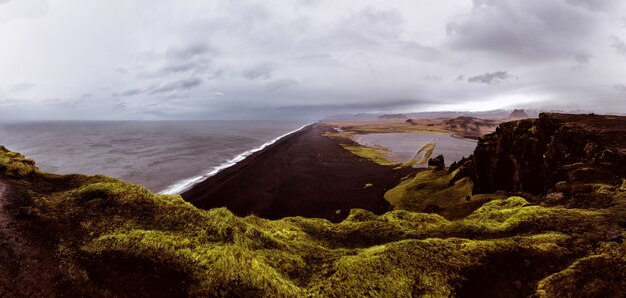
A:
[{"left": 462, "top": 113, "right": 626, "bottom": 208}]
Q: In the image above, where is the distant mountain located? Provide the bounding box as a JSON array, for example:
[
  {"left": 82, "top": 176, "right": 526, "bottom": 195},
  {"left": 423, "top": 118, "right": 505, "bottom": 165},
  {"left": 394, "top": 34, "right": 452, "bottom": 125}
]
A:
[
  {"left": 508, "top": 109, "right": 530, "bottom": 120},
  {"left": 325, "top": 109, "right": 546, "bottom": 121},
  {"left": 378, "top": 114, "right": 408, "bottom": 119},
  {"left": 323, "top": 113, "right": 383, "bottom": 120}
]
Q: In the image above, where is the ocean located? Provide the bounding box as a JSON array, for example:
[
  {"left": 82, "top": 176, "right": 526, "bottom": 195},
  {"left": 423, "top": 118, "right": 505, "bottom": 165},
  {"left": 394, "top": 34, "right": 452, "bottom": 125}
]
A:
[{"left": 0, "top": 121, "right": 308, "bottom": 193}]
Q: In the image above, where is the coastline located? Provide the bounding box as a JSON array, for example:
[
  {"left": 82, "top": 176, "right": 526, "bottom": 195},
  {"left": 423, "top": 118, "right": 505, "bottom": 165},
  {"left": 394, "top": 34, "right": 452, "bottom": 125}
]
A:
[
  {"left": 182, "top": 123, "right": 416, "bottom": 222},
  {"left": 159, "top": 122, "right": 316, "bottom": 194}
]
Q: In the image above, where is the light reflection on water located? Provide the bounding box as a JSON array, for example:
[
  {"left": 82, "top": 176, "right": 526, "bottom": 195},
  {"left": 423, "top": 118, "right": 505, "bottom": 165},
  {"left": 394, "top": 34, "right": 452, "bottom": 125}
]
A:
[{"left": 352, "top": 133, "right": 477, "bottom": 166}]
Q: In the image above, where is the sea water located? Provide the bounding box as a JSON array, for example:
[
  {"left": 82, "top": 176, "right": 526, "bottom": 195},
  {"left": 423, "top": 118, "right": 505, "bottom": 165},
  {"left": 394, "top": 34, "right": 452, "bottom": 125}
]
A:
[{"left": 0, "top": 121, "right": 307, "bottom": 193}]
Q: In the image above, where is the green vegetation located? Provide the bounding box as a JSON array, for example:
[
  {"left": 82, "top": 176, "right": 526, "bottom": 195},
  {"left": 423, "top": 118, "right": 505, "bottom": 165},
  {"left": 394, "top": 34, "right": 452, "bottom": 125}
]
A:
[
  {"left": 321, "top": 129, "right": 397, "bottom": 166},
  {"left": 384, "top": 168, "right": 504, "bottom": 219},
  {"left": 0, "top": 146, "right": 37, "bottom": 178},
  {"left": 340, "top": 144, "right": 395, "bottom": 166},
  {"left": 321, "top": 131, "right": 354, "bottom": 140},
  {"left": 1, "top": 143, "right": 625, "bottom": 296}
]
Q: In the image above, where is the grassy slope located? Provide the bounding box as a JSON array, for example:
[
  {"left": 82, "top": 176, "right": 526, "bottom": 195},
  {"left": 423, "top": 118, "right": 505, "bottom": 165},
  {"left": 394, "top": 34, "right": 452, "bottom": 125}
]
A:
[
  {"left": 2, "top": 145, "right": 626, "bottom": 296},
  {"left": 323, "top": 131, "right": 396, "bottom": 166}
]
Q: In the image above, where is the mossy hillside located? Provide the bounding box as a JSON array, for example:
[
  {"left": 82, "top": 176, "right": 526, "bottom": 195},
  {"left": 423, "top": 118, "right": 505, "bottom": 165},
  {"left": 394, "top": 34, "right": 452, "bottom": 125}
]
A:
[
  {"left": 536, "top": 242, "right": 626, "bottom": 297},
  {"left": 384, "top": 168, "right": 505, "bottom": 219},
  {"left": 2, "top": 146, "right": 625, "bottom": 296},
  {"left": 0, "top": 146, "right": 37, "bottom": 178}
]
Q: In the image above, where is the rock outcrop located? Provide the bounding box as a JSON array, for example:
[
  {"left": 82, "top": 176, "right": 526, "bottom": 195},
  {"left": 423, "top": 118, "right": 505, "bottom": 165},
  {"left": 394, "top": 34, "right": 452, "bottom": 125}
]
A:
[
  {"left": 457, "top": 113, "right": 626, "bottom": 207},
  {"left": 427, "top": 155, "right": 445, "bottom": 171}
]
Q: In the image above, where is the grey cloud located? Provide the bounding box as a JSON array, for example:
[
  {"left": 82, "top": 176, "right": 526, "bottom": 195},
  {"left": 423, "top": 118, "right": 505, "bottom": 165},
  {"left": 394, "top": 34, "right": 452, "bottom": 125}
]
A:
[
  {"left": 446, "top": 0, "right": 604, "bottom": 60},
  {"left": 1, "top": 1, "right": 625, "bottom": 120},
  {"left": 0, "top": 0, "right": 48, "bottom": 23},
  {"left": 572, "top": 52, "right": 591, "bottom": 66},
  {"left": 315, "top": 6, "right": 405, "bottom": 51},
  {"left": 422, "top": 75, "right": 442, "bottom": 82},
  {"left": 397, "top": 41, "right": 441, "bottom": 60},
  {"left": 344, "top": 6, "right": 404, "bottom": 41},
  {"left": 295, "top": 54, "right": 341, "bottom": 66},
  {"left": 267, "top": 79, "right": 298, "bottom": 91},
  {"left": 120, "top": 88, "right": 142, "bottom": 97},
  {"left": 159, "top": 62, "right": 197, "bottom": 74},
  {"left": 114, "top": 67, "right": 128, "bottom": 75},
  {"left": 243, "top": 64, "right": 273, "bottom": 80},
  {"left": 614, "top": 84, "right": 626, "bottom": 92},
  {"left": 149, "top": 77, "right": 203, "bottom": 94},
  {"left": 133, "top": 44, "right": 215, "bottom": 79},
  {"left": 468, "top": 71, "right": 516, "bottom": 85},
  {"left": 565, "top": 0, "right": 616, "bottom": 12},
  {"left": 611, "top": 36, "right": 626, "bottom": 56},
  {"left": 166, "top": 43, "right": 214, "bottom": 61},
  {"left": 10, "top": 83, "right": 35, "bottom": 93}
]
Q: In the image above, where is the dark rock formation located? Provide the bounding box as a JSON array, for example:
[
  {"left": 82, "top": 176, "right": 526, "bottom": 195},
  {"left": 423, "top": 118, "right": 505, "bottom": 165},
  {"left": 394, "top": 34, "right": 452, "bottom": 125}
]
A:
[
  {"left": 454, "top": 113, "right": 626, "bottom": 207},
  {"left": 428, "top": 155, "right": 445, "bottom": 171}
]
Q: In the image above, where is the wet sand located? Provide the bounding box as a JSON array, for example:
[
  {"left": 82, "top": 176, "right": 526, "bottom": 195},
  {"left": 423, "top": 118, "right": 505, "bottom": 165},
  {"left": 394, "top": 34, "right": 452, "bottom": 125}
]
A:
[{"left": 182, "top": 123, "right": 415, "bottom": 222}]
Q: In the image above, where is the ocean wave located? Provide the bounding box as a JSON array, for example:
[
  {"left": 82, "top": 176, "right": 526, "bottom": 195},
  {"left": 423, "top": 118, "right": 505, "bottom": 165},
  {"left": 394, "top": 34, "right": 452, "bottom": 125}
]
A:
[{"left": 158, "top": 122, "right": 316, "bottom": 195}]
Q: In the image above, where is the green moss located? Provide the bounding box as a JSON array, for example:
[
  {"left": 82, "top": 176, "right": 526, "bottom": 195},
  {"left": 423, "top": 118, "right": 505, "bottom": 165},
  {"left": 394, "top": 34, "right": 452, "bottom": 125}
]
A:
[
  {"left": 340, "top": 144, "right": 395, "bottom": 166},
  {"left": 384, "top": 169, "right": 491, "bottom": 219},
  {"left": 0, "top": 146, "right": 38, "bottom": 178},
  {"left": 537, "top": 242, "right": 626, "bottom": 297}
]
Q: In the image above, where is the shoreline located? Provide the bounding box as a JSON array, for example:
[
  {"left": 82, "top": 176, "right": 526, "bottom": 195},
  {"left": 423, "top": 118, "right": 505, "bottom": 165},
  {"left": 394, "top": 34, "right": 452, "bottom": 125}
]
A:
[
  {"left": 182, "top": 123, "right": 416, "bottom": 222},
  {"left": 159, "top": 122, "right": 316, "bottom": 194}
]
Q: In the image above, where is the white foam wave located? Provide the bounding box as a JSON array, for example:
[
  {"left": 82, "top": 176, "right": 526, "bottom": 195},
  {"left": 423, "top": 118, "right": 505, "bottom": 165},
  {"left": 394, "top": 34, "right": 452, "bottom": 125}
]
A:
[{"left": 159, "top": 122, "right": 316, "bottom": 195}]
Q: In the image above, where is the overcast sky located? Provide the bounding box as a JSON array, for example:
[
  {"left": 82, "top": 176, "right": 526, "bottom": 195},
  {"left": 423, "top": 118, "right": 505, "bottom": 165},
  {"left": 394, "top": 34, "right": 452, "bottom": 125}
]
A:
[{"left": 1, "top": 0, "right": 625, "bottom": 120}]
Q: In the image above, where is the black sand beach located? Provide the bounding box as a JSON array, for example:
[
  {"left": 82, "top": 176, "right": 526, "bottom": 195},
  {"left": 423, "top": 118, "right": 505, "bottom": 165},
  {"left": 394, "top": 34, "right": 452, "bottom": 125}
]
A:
[{"left": 183, "top": 123, "right": 415, "bottom": 222}]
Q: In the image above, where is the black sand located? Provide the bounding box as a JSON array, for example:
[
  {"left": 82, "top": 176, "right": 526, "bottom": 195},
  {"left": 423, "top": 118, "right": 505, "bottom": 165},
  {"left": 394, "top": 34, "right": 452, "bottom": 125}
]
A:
[{"left": 183, "top": 123, "right": 415, "bottom": 222}]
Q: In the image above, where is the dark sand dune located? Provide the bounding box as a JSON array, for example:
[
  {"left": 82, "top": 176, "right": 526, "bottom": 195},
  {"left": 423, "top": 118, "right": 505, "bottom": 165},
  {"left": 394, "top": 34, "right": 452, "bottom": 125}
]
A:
[{"left": 183, "top": 123, "right": 415, "bottom": 222}]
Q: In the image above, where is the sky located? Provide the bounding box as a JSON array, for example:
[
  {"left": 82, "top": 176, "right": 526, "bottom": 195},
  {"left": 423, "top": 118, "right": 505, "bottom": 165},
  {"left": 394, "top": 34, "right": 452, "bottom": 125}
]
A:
[{"left": 0, "top": 0, "right": 625, "bottom": 120}]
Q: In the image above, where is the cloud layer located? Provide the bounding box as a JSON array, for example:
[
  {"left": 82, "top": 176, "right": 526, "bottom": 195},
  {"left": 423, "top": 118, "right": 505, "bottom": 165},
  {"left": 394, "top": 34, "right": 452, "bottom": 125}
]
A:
[{"left": 0, "top": 0, "right": 625, "bottom": 120}]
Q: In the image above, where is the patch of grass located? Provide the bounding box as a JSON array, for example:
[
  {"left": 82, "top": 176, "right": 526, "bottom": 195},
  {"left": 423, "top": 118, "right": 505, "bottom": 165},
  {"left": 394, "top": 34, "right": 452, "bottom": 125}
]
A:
[
  {"left": 384, "top": 169, "right": 496, "bottom": 219},
  {"left": 536, "top": 242, "right": 626, "bottom": 297},
  {"left": 0, "top": 146, "right": 38, "bottom": 178},
  {"left": 321, "top": 131, "right": 354, "bottom": 140},
  {"left": 340, "top": 144, "right": 395, "bottom": 166}
]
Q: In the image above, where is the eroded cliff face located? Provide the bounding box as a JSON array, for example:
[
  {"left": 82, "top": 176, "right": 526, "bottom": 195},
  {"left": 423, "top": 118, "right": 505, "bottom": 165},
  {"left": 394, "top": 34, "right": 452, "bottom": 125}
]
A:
[{"left": 466, "top": 113, "right": 626, "bottom": 207}]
